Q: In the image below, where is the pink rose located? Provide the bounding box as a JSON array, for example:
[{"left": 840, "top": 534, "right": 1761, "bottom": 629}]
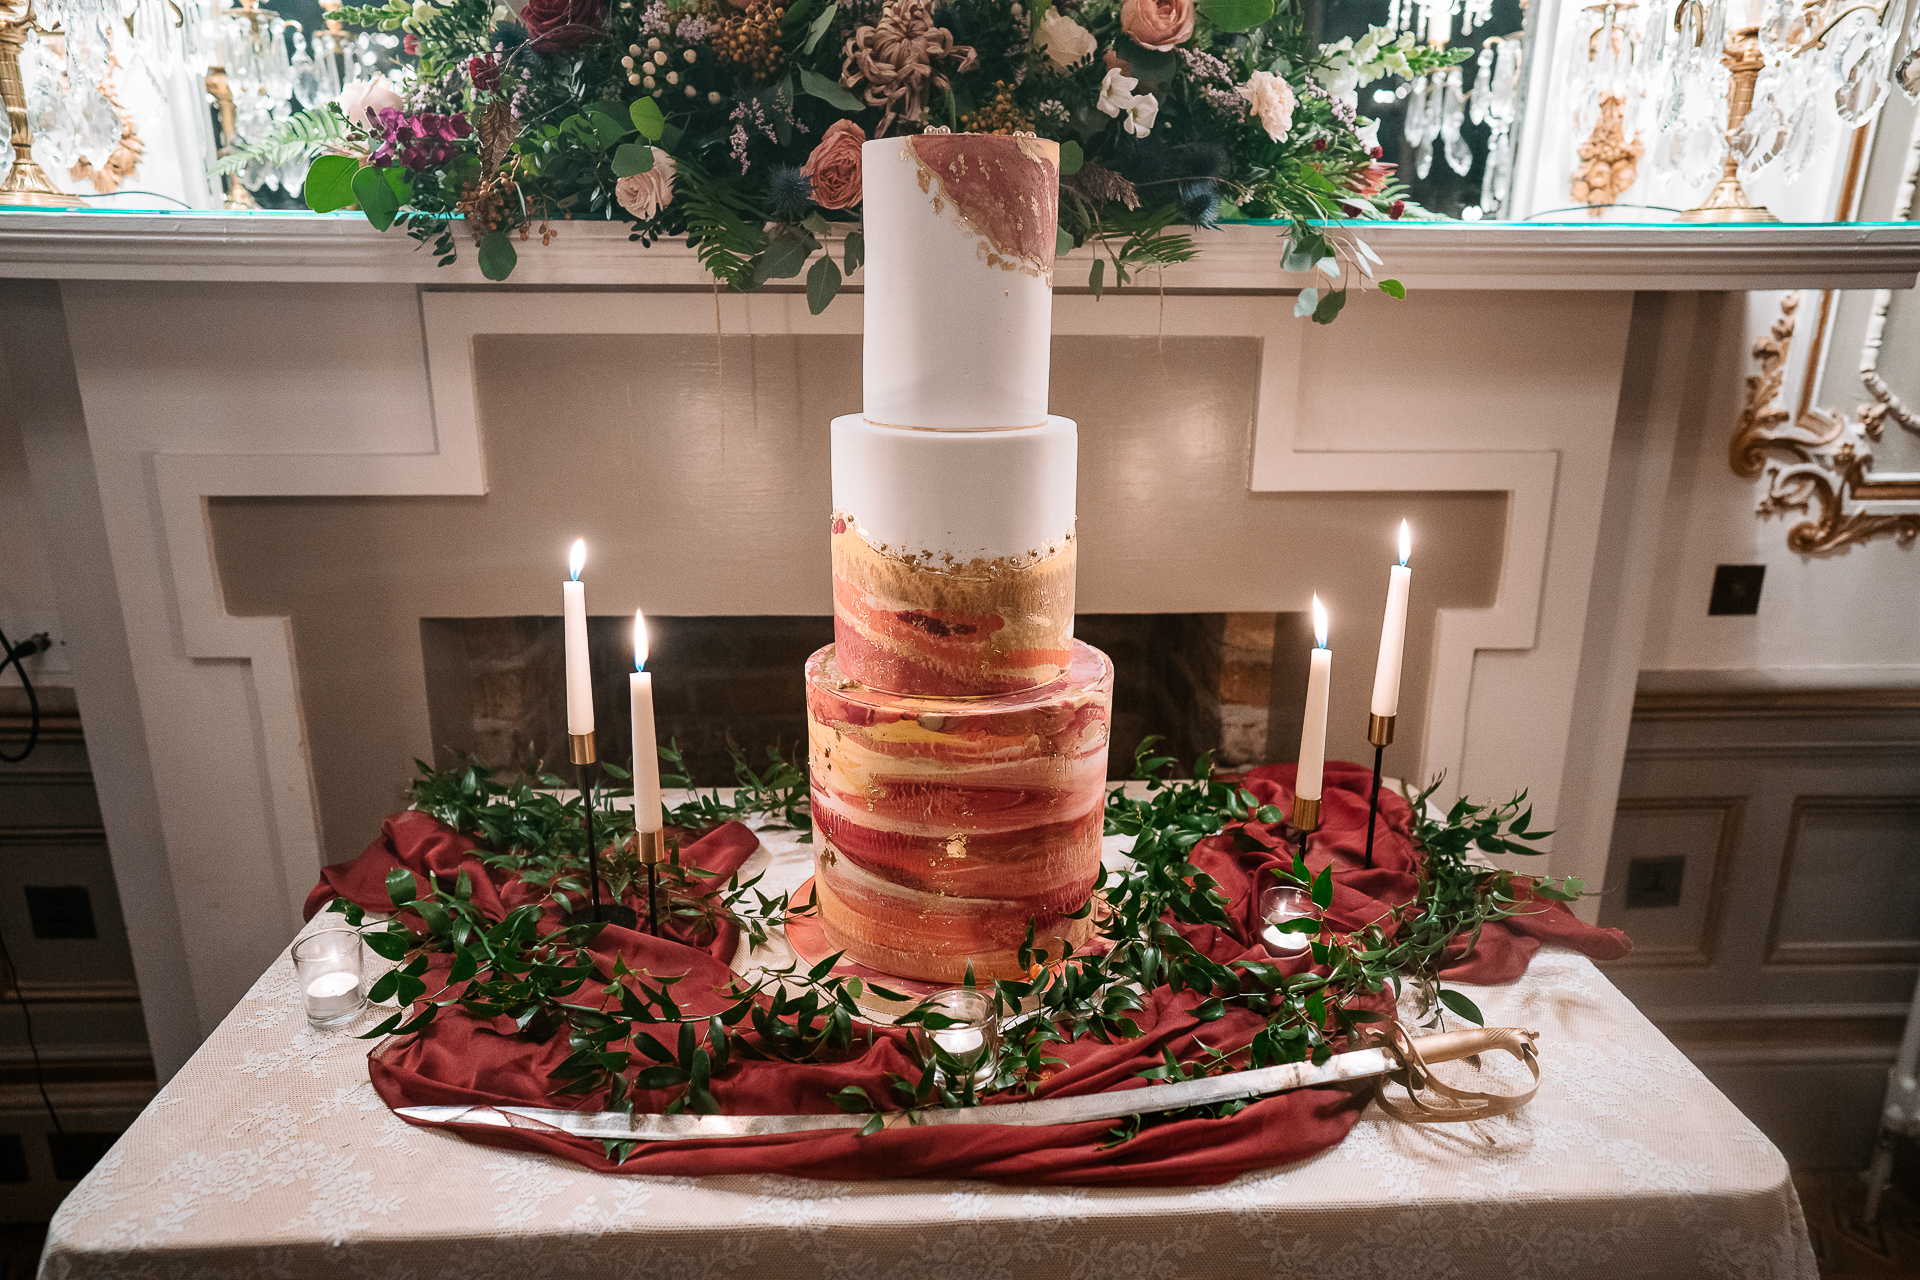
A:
[
  {"left": 337, "top": 78, "right": 403, "bottom": 129},
  {"left": 615, "top": 149, "right": 677, "bottom": 220},
  {"left": 803, "top": 119, "right": 866, "bottom": 210},
  {"left": 1120, "top": 0, "right": 1194, "bottom": 51}
]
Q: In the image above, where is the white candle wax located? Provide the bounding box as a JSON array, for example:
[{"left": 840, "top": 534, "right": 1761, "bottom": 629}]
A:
[
  {"left": 563, "top": 541, "right": 593, "bottom": 736},
  {"left": 932, "top": 1026, "right": 985, "bottom": 1057},
  {"left": 1260, "top": 922, "right": 1310, "bottom": 955},
  {"left": 630, "top": 671, "right": 662, "bottom": 832},
  {"left": 1296, "top": 596, "right": 1331, "bottom": 802},
  {"left": 304, "top": 970, "right": 361, "bottom": 1018},
  {"left": 1371, "top": 563, "right": 1412, "bottom": 717}
]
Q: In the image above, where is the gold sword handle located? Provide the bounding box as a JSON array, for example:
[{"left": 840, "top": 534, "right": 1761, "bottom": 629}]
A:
[{"left": 1367, "top": 1023, "right": 1542, "bottom": 1124}]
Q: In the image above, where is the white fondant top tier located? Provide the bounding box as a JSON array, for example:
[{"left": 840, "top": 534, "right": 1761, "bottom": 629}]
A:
[
  {"left": 832, "top": 414, "right": 1076, "bottom": 564},
  {"left": 860, "top": 133, "right": 1059, "bottom": 431}
]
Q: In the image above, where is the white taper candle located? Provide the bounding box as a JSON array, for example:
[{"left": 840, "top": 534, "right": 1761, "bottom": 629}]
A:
[
  {"left": 1370, "top": 521, "right": 1413, "bottom": 717},
  {"left": 630, "top": 610, "right": 662, "bottom": 833},
  {"left": 563, "top": 539, "right": 594, "bottom": 736},
  {"left": 1297, "top": 595, "right": 1331, "bottom": 802}
]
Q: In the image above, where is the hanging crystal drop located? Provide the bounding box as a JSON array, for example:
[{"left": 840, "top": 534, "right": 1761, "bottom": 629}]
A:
[{"left": 1441, "top": 67, "right": 1472, "bottom": 174}]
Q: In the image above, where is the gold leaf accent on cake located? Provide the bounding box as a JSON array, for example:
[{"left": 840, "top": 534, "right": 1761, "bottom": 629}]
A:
[{"left": 904, "top": 132, "right": 1059, "bottom": 280}]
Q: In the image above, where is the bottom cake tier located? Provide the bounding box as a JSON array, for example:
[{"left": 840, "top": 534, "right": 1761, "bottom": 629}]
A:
[{"left": 805, "top": 640, "right": 1113, "bottom": 982}]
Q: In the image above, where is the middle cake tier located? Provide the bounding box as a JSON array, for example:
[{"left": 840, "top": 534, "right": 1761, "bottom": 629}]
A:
[{"left": 805, "top": 639, "right": 1113, "bottom": 983}]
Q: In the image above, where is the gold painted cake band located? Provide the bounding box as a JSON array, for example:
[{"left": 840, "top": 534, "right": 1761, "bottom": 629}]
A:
[
  {"left": 1369, "top": 714, "right": 1396, "bottom": 748},
  {"left": 569, "top": 732, "right": 596, "bottom": 765}
]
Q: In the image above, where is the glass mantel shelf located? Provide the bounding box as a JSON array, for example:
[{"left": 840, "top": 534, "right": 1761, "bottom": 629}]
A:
[{"left": 2, "top": 209, "right": 1916, "bottom": 293}]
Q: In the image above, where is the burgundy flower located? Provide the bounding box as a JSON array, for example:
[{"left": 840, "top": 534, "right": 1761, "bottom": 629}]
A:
[
  {"left": 403, "top": 33, "right": 419, "bottom": 54},
  {"left": 1389, "top": 199, "right": 1405, "bottom": 219},
  {"left": 368, "top": 108, "right": 475, "bottom": 170},
  {"left": 468, "top": 53, "right": 500, "bottom": 90},
  {"left": 521, "top": 0, "right": 603, "bottom": 51}
]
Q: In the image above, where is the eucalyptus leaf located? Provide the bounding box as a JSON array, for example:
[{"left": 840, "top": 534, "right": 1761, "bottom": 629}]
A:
[
  {"left": 1196, "top": 0, "right": 1274, "bottom": 32},
  {"left": 352, "top": 164, "right": 402, "bottom": 231},
  {"left": 477, "top": 230, "right": 518, "bottom": 281},
  {"left": 629, "top": 96, "right": 666, "bottom": 141},
  {"left": 1293, "top": 286, "right": 1319, "bottom": 318},
  {"left": 799, "top": 67, "right": 863, "bottom": 111},
  {"left": 1378, "top": 277, "right": 1407, "bottom": 299},
  {"left": 1058, "top": 138, "right": 1084, "bottom": 176},
  {"left": 612, "top": 142, "right": 655, "bottom": 177},
  {"left": 803, "top": 1, "right": 836, "bottom": 54},
  {"left": 303, "top": 154, "right": 360, "bottom": 213},
  {"left": 806, "top": 251, "right": 841, "bottom": 315},
  {"left": 842, "top": 229, "right": 864, "bottom": 274}
]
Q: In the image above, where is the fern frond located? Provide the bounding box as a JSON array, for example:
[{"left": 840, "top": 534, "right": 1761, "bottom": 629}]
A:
[
  {"left": 674, "top": 159, "right": 770, "bottom": 292},
  {"left": 209, "top": 105, "right": 361, "bottom": 178}
]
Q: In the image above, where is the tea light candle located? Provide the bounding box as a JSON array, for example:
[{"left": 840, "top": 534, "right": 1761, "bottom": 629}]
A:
[
  {"left": 1259, "top": 885, "right": 1316, "bottom": 956},
  {"left": 304, "top": 971, "right": 361, "bottom": 1019},
  {"left": 932, "top": 1026, "right": 985, "bottom": 1057}
]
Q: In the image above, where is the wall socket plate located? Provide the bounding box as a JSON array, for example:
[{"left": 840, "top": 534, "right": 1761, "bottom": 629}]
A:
[
  {"left": 1709, "top": 564, "right": 1765, "bottom": 616},
  {"left": 1625, "top": 855, "right": 1687, "bottom": 909}
]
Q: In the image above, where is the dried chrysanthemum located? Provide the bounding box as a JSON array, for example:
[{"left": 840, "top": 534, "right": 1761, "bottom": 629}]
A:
[{"left": 839, "top": 0, "right": 978, "bottom": 135}]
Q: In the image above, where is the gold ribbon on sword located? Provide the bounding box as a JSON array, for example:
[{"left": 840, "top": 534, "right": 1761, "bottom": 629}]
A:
[{"left": 393, "top": 1024, "right": 1543, "bottom": 1140}]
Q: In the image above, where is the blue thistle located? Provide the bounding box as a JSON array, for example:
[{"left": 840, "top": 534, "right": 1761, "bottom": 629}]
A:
[{"left": 767, "top": 165, "right": 814, "bottom": 220}]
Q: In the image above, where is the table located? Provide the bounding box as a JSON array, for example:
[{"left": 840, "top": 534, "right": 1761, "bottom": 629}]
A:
[{"left": 39, "top": 801, "right": 1817, "bottom": 1280}]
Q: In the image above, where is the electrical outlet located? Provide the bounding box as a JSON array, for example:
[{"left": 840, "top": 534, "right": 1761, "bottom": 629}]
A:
[
  {"left": 24, "top": 885, "right": 96, "bottom": 939},
  {"left": 1625, "top": 856, "right": 1686, "bottom": 909},
  {"left": 1708, "top": 565, "right": 1765, "bottom": 615}
]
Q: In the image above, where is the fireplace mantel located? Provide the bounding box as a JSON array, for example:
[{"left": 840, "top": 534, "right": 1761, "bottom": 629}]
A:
[{"left": 3, "top": 212, "right": 1918, "bottom": 291}]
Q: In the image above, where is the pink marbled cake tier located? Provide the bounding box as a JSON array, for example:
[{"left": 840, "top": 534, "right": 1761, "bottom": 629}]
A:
[
  {"left": 805, "top": 640, "right": 1113, "bottom": 982},
  {"left": 830, "top": 514, "right": 1074, "bottom": 698}
]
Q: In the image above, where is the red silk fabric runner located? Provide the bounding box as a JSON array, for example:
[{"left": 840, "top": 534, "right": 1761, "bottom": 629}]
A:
[{"left": 309, "top": 764, "right": 1629, "bottom": 1186}]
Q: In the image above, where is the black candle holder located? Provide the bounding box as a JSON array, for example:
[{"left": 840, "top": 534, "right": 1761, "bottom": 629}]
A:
[
  {"left": 1363, "top": 714, "right": 1394, "bottom": 870},
  {"left": 570, "top": 733, "right": 638, "bottom": 930}
]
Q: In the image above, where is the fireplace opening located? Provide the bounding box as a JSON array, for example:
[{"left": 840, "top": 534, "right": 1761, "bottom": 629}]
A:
[{"left": 420, "top": 613, "right": 1306, "bottom": 786}]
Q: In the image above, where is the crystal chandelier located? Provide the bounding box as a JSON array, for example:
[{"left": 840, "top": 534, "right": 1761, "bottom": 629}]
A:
[{"left": 1644, "top": 0, "right": 1920, "bottom": 219}]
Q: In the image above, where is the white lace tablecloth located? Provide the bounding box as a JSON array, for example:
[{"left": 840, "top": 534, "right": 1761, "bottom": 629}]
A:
[{"left": 40, "top": 812, "right": 1816, "bottom": 1280}]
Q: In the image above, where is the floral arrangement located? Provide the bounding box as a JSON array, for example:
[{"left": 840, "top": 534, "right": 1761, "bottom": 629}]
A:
[{"left": 253, "top": 0, "right": 1465, "bottom": 319}]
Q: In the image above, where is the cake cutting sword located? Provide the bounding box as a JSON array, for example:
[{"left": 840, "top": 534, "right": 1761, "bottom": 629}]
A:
[{"left": 395, "top": 1026, "right": 1539, "bottom": 1139}]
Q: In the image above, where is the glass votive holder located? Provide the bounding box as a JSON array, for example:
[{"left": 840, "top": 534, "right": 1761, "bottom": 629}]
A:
[
  {"left": 908, "top": 988, "right": 1000, "bottom": 1088},
  {"left": 1257, "top": 885, "right": 1318, "bottom": 956},
  {"left": 293, "top": 927, "right": 367, "bottom": 1029}
]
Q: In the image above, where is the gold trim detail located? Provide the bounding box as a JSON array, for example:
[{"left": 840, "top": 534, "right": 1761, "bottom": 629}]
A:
[
  {"left": 569, "top": 732, "right": 597, "bottom": 765},
  {"left": 1738, "top": 291, "right": 1920, "bottom": 553},
  {"left": 1367, "top": 714, "right": 1396, "bottom": 748},
  {"left": 1292, "top": 795, "right": 1321, "bottom": 832},
  {"left": 1675, "top": 27, "right": 1780, "bottom": 223},
  {"left": 634, "top": 828, "right": 667, "bottom": 866},
  {"left": 0, "top": 0, "right": 82, "bottom": 208}
]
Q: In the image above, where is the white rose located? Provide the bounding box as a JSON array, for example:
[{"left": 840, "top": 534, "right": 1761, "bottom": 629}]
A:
[
  {"left": 337, "top": 78, "right": 403, "bottom": 128},
  {"left": 1121, "top": 92, "right": 1159, "bottom": 137},
  {"left": 1097, "top": 66, "right": 1140, "bottom": 118},
  {"left": 1237, "top": 70, "right": 1297, "bottom": 141},
  {"left": 1037, "top": 10, "right": 1096, "bottom": 72}
]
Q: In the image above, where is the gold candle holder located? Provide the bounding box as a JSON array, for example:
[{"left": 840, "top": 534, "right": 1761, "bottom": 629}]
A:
[
  {"left": 1368, "top": 714, "right": 1396, "bottom": 748},
  {"left": 634, "top": 829, "right": 667, "bottom": 866},
  {"left": 1676, "top": 25, "right": 1780, "bottom": 223},
  {"left": 569, "top": 732, "right": 596, "bottom": 765},
  {"left": 0, "top": 0, "right": 82, "bottom": 209},
  {"left": 1292, "top": 795, "right": 1322, "bottom": 833}
]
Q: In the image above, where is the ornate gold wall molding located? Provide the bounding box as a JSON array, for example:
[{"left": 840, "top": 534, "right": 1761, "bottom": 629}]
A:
[{"left": 1736, "top": 289, "right": 1920, "bottom": 554}]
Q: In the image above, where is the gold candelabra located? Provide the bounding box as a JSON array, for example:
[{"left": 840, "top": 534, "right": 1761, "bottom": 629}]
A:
[
  {"left": 1676, "top": 24, "right": 1781, "bottom": 222},
  {"left": 0, "top": 0, "right": 81, "bottom": 209}
]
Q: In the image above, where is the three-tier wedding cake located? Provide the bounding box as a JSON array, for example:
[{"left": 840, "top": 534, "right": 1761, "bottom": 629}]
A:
[{"left": 804, "top": 132, "right": 1114, "bottom": 983}]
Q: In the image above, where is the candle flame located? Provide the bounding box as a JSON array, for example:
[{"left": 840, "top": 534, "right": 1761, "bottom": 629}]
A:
[
  {"left": 1312, "top": 594, "right": 1328, "bottom": 648},
  {"left": 1398, "top": 519, "right": 1412, "bottom": 567},
  {"left": 634, "top": 609, "right": 649, "bottom": 672},
  {"left": 568, "top": 538, "right": 586, "bottom": 582}
]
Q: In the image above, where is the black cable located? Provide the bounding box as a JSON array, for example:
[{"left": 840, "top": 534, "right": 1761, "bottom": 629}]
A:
[
  {"left": 0, "top": 918, "right": 63, "bottom": 1136},
  {"left": 0, "top": 627, "right": 48, "bottom": 765}
]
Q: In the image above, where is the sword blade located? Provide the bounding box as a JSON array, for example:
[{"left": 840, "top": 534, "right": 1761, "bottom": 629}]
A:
[{"left": 396, "top": 1046, "right": 1392, "bottom": 1141}]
